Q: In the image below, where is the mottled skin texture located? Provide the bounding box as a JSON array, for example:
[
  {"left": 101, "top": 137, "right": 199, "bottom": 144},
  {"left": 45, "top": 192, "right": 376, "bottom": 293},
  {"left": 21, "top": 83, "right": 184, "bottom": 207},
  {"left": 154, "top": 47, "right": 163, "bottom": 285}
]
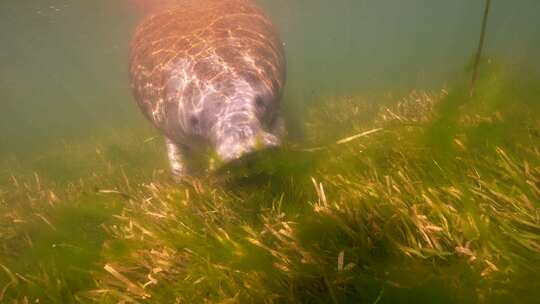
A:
[{"left": 129, "top": 0, "right": 286, "bottom": 178}]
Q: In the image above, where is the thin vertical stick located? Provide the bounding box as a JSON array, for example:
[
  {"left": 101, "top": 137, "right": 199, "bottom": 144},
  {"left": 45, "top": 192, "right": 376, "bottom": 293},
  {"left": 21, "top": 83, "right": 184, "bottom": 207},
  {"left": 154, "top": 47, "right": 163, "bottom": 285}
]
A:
[{"left": 470, "top": 0, "right": 492, "bottom": 98}]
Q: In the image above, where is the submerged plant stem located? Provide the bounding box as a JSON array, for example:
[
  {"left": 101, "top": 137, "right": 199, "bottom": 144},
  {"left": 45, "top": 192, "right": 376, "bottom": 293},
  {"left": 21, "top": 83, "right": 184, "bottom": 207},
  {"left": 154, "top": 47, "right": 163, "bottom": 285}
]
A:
[{"left": 470, "top": 0, "right": 492, "bottom": 98}]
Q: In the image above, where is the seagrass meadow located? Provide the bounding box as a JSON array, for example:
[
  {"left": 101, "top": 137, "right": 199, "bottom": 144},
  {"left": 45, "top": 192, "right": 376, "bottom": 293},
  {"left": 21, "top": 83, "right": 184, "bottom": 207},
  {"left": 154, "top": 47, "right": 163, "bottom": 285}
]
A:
[{"left": 1, "top": 63, "right": 539, "bottom": 303}]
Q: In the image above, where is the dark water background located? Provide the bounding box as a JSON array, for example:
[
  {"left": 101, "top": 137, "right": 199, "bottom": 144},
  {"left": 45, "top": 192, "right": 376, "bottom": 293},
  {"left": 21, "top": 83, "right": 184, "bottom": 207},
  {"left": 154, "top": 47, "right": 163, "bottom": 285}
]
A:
[{"left": 0, "top": 0, "right": 539, "bottom": 158}]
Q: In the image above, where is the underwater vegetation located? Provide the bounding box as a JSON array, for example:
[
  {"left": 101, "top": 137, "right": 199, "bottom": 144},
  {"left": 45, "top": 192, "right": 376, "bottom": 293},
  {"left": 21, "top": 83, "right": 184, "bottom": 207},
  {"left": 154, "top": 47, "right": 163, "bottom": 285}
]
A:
[{"left": 1, "top": 63, "right": 540, "bottom": 303}]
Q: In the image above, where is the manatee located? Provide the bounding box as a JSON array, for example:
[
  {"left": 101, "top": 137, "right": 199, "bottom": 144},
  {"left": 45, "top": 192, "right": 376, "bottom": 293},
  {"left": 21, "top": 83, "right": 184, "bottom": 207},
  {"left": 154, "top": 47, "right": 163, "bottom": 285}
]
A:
[{"left": 129, "top": 0, "right": 286, "bottom": 178}]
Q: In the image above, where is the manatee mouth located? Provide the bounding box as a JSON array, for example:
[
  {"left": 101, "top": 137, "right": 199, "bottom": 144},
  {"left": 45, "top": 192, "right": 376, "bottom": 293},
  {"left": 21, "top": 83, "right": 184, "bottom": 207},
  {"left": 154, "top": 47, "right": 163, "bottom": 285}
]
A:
[
  {"left": 214, "top": 143, "right": 281, "bottom": 178},
  {"left": 215, "top": 130, "right": 280, "bottom": 163}
]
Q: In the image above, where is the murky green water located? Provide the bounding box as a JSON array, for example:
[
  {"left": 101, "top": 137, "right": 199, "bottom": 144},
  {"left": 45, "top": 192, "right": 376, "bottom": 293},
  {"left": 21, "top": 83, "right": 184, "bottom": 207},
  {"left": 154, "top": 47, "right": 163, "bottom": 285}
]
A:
[
  {"left": 1, "top": 0, "right": 539, "bottom": 303},
  {"left": 2, "top": 0, "right": 539, "bottom": 158}
]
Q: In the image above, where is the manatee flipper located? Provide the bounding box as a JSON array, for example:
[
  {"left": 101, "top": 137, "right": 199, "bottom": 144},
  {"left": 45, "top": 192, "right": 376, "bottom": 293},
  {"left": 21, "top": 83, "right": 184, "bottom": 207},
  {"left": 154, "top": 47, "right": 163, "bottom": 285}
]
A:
[{"left": 165, "top": 138, "right": 187, "bottom": 180}]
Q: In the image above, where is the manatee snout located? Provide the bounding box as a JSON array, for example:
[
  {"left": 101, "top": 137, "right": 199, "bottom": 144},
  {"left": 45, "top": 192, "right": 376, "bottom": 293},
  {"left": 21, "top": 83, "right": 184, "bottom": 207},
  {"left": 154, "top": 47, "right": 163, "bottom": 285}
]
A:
[
  {"left": 215, "top": 125, "right": 280, "bottom": 163},
  {"left": 211, "top": 101, "right": 281, "bottom": 162}
]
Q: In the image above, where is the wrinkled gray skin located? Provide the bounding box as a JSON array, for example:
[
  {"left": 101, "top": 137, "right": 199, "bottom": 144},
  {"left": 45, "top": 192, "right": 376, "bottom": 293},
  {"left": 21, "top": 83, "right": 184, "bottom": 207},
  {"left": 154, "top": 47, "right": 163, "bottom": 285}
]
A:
[{"left": 129, "top": 0, "right": 286, "bottom": 178}]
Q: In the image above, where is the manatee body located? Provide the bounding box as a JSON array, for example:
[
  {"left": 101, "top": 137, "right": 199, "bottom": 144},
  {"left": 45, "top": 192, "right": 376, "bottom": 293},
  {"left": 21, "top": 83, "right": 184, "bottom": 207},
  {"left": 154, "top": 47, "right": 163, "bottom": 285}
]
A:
[{"left": 129, "top": 0, "right": 286, "bottom": 177}]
